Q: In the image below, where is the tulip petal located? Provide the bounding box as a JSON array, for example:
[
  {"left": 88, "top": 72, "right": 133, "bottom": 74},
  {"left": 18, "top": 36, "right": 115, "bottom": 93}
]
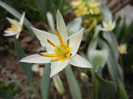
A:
[
  {"left": 19, "top": 12, "right": 25, "bottom": 25},
  {"left": 68, "top": 28, "right": 84, "bottom": 56},
  {"left": 31, "top": 27, "right": 59, "bottom": 52},
  {"left": 6, "top": 17, "right": 21, "bottom": 27},
  {"left": 20, "top": 54, "right": 52, "bottom": 64},
  {"left": 56, "top": 10, "right": 68, "bottom": 42},
  {"left": 50, "top": 59, "right": 70, "bottom": 77},
  {"left": 70, "top": 54, "right": 92, "bottom": 68},
  {"left": 4, "top": 31, "right": 17, "bottom": 36},
  {"left": 4, "top": 30, "right": 16, "bottom": 34},
  {"left": 15, "top": 33, "right": 20, "bottom": 39}
]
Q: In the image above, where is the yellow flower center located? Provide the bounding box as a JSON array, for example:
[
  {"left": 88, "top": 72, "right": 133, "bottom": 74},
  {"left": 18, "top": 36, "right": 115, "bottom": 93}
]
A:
[
  {"left": 40, "top": 28, "right": 71, "bottom": 62},
  {"left": 7, "top": 20, "right": 19, "bottom": 32},
  {"left": 107, "top": 23, "right": 113, "bottom": 31}
]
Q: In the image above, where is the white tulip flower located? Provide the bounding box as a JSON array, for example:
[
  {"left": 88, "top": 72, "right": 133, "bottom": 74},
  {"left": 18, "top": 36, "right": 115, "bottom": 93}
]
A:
[
  {"left": 101, "top": 19, "right": 116, "bottom": 32},
  {"left": 4, "top": 12, "right": 25, "bottom": 39},
  {"left": 20, "top": 10, "right": 92, "bottom": 77}
]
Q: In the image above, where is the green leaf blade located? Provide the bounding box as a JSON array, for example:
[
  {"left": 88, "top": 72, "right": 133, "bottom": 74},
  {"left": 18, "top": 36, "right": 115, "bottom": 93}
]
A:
[
  {"left": 14, "top": 39, "right": 33, "bottom": 85},
  {"left": 41, "top": 64, "right": 51, "bottom": 99},
  {"left": 65, "top": 65, "right": 82, "bottom": 99}
]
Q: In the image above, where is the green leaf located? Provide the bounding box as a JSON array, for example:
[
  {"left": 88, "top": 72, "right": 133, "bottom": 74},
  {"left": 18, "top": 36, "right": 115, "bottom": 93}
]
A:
[
  {"left": 65, "top": 65, "right": 82, "bottom": 99},
  {"left": 102, "top": 32, "right": 123, "bottom": 81},
  {"left": 117, "top": 79, "right": 128, "bottom": 99},
  {"left": 98, "top": 38, "right": 123, "bottom": 82},
  {"left": 14, "top": 39, "right": 33, "bottom": 84},
  {"left": 87, "top": 25, "right": 101, "bottom": 51},
  {"left": 103, "top": 32, "right": 119, "bottom": 60},
  {"left": 34, "top": 0, "right": 52, "bottom": 22},
  {"left": 95, "top": 73, "right": 117, "bottom": 99},
  {"left": 88, "top": 49, "right": 108, "bottom": 69},
  {"left": 100, "top": 3, "right": 112, "bottom": 21},
  {"left": 67, "top": 17, "right": 82, "bottom": 36},
  {"left": 0, "top": 1, "right": 34, "bottom": 34},
  {"left": 41, "top": 64, "right": 51, "bottom": 99}
]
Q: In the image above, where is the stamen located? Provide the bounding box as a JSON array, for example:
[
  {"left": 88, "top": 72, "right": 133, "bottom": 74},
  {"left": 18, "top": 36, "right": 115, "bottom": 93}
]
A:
[
  {"left": 67, "top": 39, "right": 69, "bottom": 48},
  {"left": 51, "top": 57, "right": 61, "bottom": 62},
  {"left": 50, "top": 55, "right": 64, "bottom": 62},
  {"left": 47, "top": 39, "right": 55, "bottom": 47},
  {"left": 39, "top": 53, "right": 57, "bottom": 57},
  {"left": 55, "top": 28, "right": 65, "bottom": 47},
  {"left": 7, "top": 28, "right": 14, "bottom": 31},
  {"left": 66, "top": 53, "right": 72, "bottom": 57}
]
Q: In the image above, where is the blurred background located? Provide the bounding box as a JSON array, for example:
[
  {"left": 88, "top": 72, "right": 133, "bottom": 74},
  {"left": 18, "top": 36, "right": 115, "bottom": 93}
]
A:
[{"left": 0, "top": 0, "right": 133, "bottom": 99}]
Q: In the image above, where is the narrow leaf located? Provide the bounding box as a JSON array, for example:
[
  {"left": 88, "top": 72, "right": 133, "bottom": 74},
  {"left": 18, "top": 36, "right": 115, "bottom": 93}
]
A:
[
  {"left": 14, "top": 39, "right": 33, "bottom": 84},
  {"left": 65, "top": 65, "right": 82, "bottom": 99},
  {"left": 95, "top": 73, "right": 117, "bottom": 99},
  {"left": 117, "top": 79, "right": 128, "bottom": 99},
  {"left": 41, "top": 64, "right": 51, "bottom": 99},
  {"left": 100, "top": 3, "right": 112, "bottom": 21}
]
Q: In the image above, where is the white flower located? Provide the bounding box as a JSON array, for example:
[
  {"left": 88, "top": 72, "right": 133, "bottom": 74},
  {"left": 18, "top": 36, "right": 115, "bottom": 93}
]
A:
[
  {"left": 4, "top": 12, "right": 25, "bottom": 39},
  {"left": 118, "top": 43, "right": 127, "bottom": 54},
  {"left": 20, "top": 10, "right": 92, "bottom": 77},
  {"left": 101, "top": 19, "right": 115, "bottom": 32}
]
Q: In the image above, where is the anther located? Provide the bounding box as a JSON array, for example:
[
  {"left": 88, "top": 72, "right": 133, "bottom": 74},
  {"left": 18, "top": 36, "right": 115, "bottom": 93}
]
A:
[{"left": 47, "top": 39, "right": 55, "bottom": 47}]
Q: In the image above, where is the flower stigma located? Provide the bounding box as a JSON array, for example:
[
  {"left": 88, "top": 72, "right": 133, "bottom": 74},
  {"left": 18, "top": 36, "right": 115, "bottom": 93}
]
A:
[{"left": 39, "top": 28, "right": 71, "bottom": 62}]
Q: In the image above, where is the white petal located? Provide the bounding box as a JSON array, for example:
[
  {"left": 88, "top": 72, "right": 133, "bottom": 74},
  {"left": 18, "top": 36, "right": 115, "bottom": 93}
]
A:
[
  {"left": 19, "top": 12, "right": 25, "bottom": 25},
  {"left": 56, "top": 10, "right": 68, "bottom": 42},
  {"left": 6, "top": 17, "right": 18, "bottom": 25},
  {"left": 6, "top": 17, "right": 20, "bottom": 27},
  {"left": 31, "top": 27, "right": 59, "bottom": 52},
  {"left": 4, "top": 30, "right": 16, "bottom": 34},
  {"left": 3, "top": 31, "right": 17, "bottom": 36},
  {"left": 15, "top": 33, "right": 20, "bottom": 39},
  {"left": 20, "top": 54, "right": 52, "bottom": 64},
  {"left": 100, "top": 27, "right": 108, "bottom": 31},
  {"left": 6, "top": 17, "right": 21, "bottom": 31},
  {"left": 70, "top": 54, "right": 92, "bottom": 68},
  {"left": 40, "top": 41, "right": 55, "bottom": 53},
  {"left": 68, "top": 28, "right": 84, "bottom": 56},
  {"left": 112, "top": 21, "right": 116, "bottom": 29},
  {"left": 50, "top": 59, "right": 70, "bottom": 77},
  {"left": 102, "top": 21, "right": 107, "bottom": 28}
]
